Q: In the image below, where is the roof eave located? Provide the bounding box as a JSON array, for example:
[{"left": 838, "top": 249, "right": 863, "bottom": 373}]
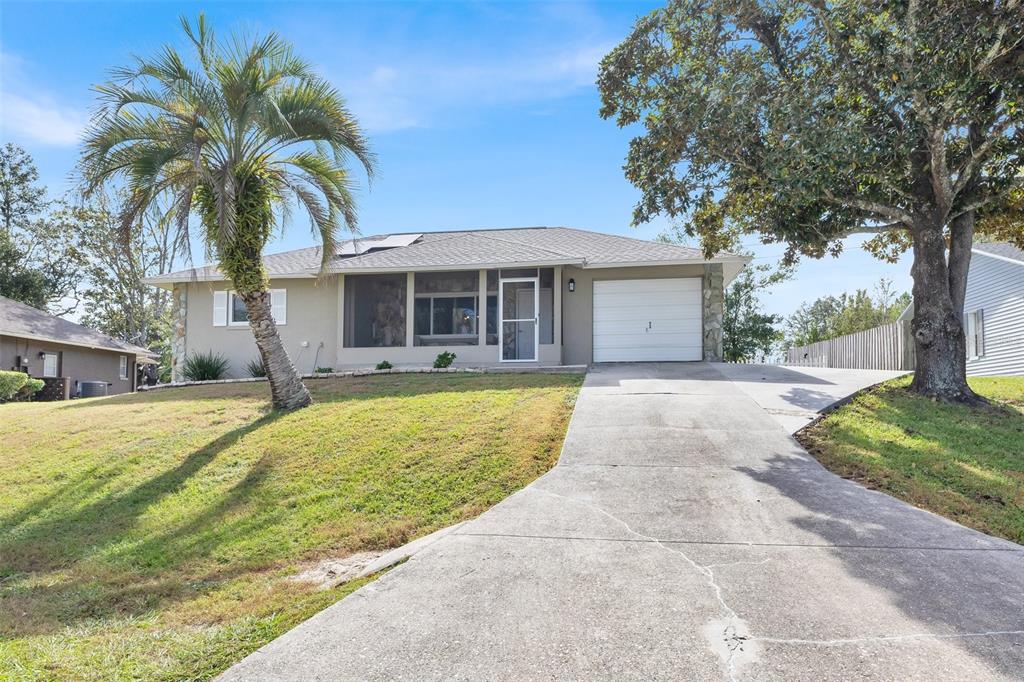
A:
[
  {"left": 971, "top": 247, "right": 1024, "bottom": 267},
  {"left": 0, "top": 330, "right": 156, "bottom": 358},
  {"left": 322, "top": 258, "right": 585, "bottom": 275},
  {"left": 143, "top": 272, "right": 317, "bottom": 289}
]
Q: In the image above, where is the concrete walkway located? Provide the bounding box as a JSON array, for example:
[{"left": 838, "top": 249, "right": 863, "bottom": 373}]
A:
[{"left": 222, "top": 363, "right": 1024, "bottom": 681}]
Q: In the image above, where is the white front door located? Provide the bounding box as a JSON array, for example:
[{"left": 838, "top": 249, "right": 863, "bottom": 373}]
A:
[
  {"left": 592, "top": 278, "right": 703, "bottom": 362},
  {"left": 499, "top": 278, "right": 539, "bottom": 362}
]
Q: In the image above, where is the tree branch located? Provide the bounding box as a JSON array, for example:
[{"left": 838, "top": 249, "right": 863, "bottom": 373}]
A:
[
  {"left": 808, "top": 0, "right": 904, "bottom": 133},
  {"left": 823, "top": 190, "right": 914, "bottom": 224}
]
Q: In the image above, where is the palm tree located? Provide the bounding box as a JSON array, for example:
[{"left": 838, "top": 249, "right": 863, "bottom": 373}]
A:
[{"left": 80, "top": 15, "right": 374, "bottom": 410}]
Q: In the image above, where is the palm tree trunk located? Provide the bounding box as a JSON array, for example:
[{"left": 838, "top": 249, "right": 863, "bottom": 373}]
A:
[{"left": 239, "top": 288, "right": 312, "bottom": 410}]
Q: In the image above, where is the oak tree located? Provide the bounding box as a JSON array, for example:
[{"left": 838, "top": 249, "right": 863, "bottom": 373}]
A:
[{"left": 599, "top": 0, "right": 1023, "bottom": 402}]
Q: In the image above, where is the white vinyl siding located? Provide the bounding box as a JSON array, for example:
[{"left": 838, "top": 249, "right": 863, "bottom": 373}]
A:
[
  {"left": 963, "top": 252, "right": 1024, "bottom": 376},
  {"left": 42, "top": 352, "right": 58, "bottom": 378},
  {"left": 592, "top": 278, "right": 702, "bottom": 362}
]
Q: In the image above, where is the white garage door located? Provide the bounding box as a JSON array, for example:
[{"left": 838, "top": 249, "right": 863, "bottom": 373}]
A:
[{"left": 592, "top": 278, "right": 703, "bottom": 362}]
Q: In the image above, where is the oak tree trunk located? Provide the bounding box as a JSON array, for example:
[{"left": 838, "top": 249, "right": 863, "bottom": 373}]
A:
[
  {"left": 240, "top": 288, "right": 312, "bottom": 410},
  {"left": 908, "top": 219, "right": 979, "bottom": 403}
]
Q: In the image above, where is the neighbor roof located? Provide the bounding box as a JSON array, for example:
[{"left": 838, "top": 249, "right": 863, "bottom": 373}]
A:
[
  {"left": 145, "top": 226, "right": 749, "bottom": 287},
  {"left": 0, "top": 295, "right": 156, "bottom": 358},
  {"left": 973, "top": 241, "right": 1024, "bottom": 265}
]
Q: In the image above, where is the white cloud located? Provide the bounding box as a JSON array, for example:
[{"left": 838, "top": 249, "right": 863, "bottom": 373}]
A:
[
  {"left": 0, "top": 91, "right": 87, "bottom": 146},
  {"left": 337, "top": 42, "right": 613, "bottom": 133},
  {"left": 0, "top": 51, "right": 88, "bottom": 146}
]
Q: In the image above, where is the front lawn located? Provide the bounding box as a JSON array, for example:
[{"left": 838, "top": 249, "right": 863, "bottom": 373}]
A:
[
  {"left": 798, "top": 375, "right": 1024, "bottom": 544},
  {"left": 0, "top": 373, "right": 582, "bottom": 680}
]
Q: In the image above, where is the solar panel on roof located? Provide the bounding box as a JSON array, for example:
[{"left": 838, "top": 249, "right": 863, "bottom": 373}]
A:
[{"left": 336, "top": 233, "right": 422, "bottom": 256}]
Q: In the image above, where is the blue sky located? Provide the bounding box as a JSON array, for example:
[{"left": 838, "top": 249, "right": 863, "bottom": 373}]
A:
[{"left": 0, "top": 0, "right": 912, "bottom": 318}]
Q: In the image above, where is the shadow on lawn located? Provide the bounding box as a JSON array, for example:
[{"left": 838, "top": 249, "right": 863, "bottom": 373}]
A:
[{"left": 0, "top": 416, "right": 284, "bottom": 637}]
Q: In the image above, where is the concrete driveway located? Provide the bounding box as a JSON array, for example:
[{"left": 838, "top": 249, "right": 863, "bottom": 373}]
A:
[{"left": 222, "top": 363, "right": 1024, "bottom": 681}]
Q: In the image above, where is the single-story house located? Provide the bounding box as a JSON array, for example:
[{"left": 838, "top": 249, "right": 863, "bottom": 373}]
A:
[
  {"left": 898, "top": 241, "right": 1024, "bottom": 376},
  {"left": 146, "top": 227, "right": 749, "bottom": 380},
  {"left": 0, "top": 295, "right": 158, "bottom": 399}
]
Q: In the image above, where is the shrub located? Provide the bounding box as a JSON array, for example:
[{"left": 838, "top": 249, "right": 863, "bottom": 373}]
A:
[
  {"left": 315, "top": 367, "right": 334, "bottom": 374},
  {"left": 375, "top": 360, "right": 393, "bottom": 370},
  {"left": 0, "top": 371, "right": 28, "bottom": 402},
  {"left": 18, "top": 377, "right": 44, "bottom": 400},
  {"left": 433, "top": 351, "right": 457, "bottom": 369},
  {"left": 245, "top": 357, "right": 267, "bottom": 378},
  {"left": 182, "top": 351, "right": 230, "bottom": 381}
]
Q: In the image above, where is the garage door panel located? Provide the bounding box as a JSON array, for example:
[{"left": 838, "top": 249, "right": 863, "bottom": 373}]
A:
[
  {"left": 594, "top": 346, "right": 703, "bottom": 362},
  {"left": 593, "top": 335, "right": 704, "bottom": 348},
  {"left": 593, "top": 320, "right": 702, "bottom": 335},
  {"left": 594, "top": 279, "right": 701, "bottom": 294},
  {"left": 592, "top": 277, "right": 703, "bottom": 363},
  {"left": 593, "top": 304, "right": 702, "bottom": 323}
]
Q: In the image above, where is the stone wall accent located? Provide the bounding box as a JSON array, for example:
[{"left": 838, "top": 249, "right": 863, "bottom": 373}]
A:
[
  {"left": 702, "top": 263, "right": 724, "bottom": 362},
  {"left": 171, "top": 284, "right": 188, "bottom": 382}
]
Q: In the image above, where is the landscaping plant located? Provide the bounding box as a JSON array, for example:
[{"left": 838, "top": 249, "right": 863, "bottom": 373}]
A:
[
  {"left": 0, "top": 370, "right": 29, "bottom": 402},
  {"left": 375, "top": 360, "right": 393, "bottom": 370},
  {"left": 433, "top": 351, "right": 457, "bottom": 369},
  {"left": 245, "top": 357, "right": 267, "bottom": 378},
  {"left": 182, "top": 351, "right": 230, "bottom": 382},
  {"left": 80, "top": 14, "right": 375, "bottom": 410}
]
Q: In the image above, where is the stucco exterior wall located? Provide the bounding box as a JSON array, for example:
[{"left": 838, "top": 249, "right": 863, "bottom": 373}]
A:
[
  {"left": 1, "top": 334, "right": 137, "bottom": 396},
  {"left": 182, "top": 277, "right": 341, "bottom": 379},
  {"left": 560, "top": 263, "right": 709, "bottom": 366},
  {"left": 179, "top": 263, "right": 728, "bottom": 372}
]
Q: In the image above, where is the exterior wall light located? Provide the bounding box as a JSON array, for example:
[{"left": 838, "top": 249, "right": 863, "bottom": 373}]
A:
[{"left": 567, "top": 278, "right": 575, "bottom": 292}]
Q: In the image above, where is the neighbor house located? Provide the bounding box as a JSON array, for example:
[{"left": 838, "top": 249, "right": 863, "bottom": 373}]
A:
[
  {"left": 0, "top": 295, "right": 157, "bottom": 399},
  {"left": 896, "top": 241, "right": 1023, "bottom": 376},
  {"left": 146, "top": 227, "right": 748, "bottom": 381}
]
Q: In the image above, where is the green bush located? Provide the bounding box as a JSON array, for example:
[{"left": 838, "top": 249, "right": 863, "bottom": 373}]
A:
[
  {"left": 245, "top": 357, "right": 267, "bottom": 378},
  {"left": 0, "top": 371, "right": 28, "bottom": 402},
  {"left": 433, "top": 351, "right": 457, "bottom": 369},
  {"left": 18, "top": 377, "right": 44, "bottom": 400},
  {"left": 375, "top": 360, "right": 393, "bottom": 370},
  {"left": 314, "top": 367, "right": 334, "bottom": 374},
  {"left": 182, "top": 351, "right": 230, "bottom": 381}
]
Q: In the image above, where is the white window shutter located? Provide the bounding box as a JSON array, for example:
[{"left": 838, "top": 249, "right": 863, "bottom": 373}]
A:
[
  {"left": 213, "top": 290, "right": 227, "bottom": 326},
  {"left": 271, "top": 289, "right": 287, "bottom": 325},
  {"left": 977, "top": 309, "right": 985, "bottom": 356}
]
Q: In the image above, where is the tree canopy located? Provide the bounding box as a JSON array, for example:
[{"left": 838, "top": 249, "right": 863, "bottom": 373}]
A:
[
  {"left": 598, "top": 0, "right": 1023, "bottom": 400},
  {"left": 598, "top": 0, "right": 1023, "bottom": 260}
]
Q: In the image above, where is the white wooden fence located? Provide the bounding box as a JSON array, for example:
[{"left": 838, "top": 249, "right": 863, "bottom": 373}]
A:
[{"left": 785, "top": 321, "right": 915, "bottom": 371}]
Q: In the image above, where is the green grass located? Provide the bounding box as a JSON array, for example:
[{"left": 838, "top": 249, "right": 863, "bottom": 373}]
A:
[
  {"left": 798, "top": 375, "right": 1024, "bottom": 544},
  {"left": 0, "top": 373, "right": 582, "bottom": 680}
]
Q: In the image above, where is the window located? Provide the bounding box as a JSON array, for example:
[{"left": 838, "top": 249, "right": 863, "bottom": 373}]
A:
[
  {"left": 119, "top": 355, "right": 128, "bottom": 380},
  {"left": 42, "top": 352, "right": 58, "bottom": 378},
  {"left": 414, "top": 296, "right": 477, "bottom": 336},
  {"left": 343, "top": 274, "right": 406, "bottom": 347},
  {"left": 214, "top": 290, "right": 286, "bottom": 327},
  {"left": 967, "top": 309, "right": 985, "bottom": 358},
  {"left": 229, "top": 292, "right": 249, "bottom": 325}
]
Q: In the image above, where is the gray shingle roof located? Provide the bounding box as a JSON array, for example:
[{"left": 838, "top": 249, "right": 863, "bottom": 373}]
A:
[
  {"left": 147, "top": 226, "right": 746, "bottom": 284},
  {"left": 973, "top": 241, "right": 1024, "bottom": 265},
  {"left": 0, "top": 295, "right": 156, "bottom": 357}
]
